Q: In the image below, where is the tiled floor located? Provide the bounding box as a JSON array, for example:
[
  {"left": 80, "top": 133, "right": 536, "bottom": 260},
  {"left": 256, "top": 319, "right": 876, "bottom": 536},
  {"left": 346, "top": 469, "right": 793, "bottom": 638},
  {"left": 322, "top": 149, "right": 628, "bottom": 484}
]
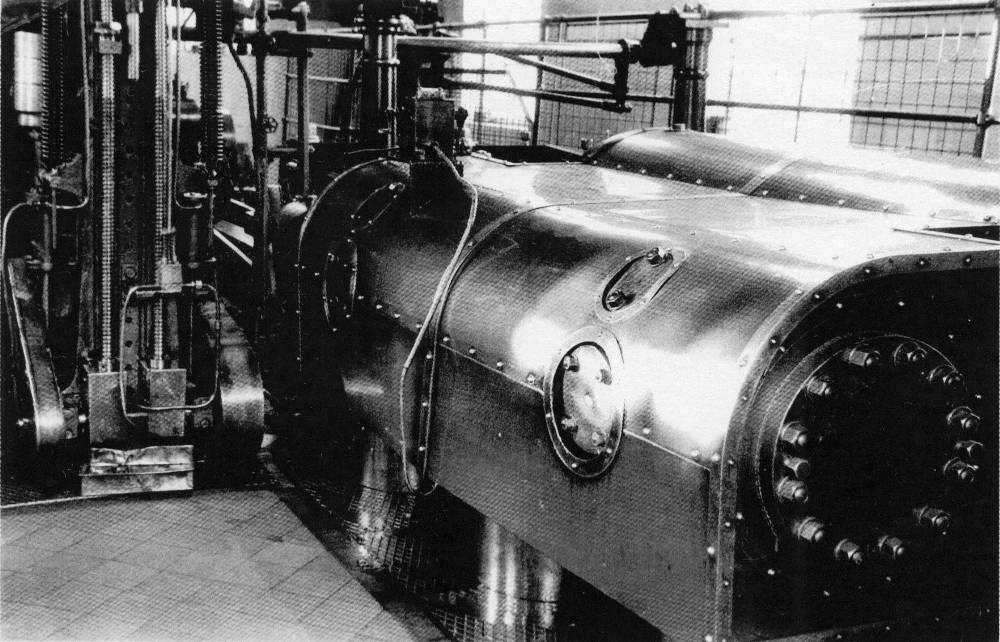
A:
[{"left": 0, "top": 490, "right": 425, "bottom": 641}]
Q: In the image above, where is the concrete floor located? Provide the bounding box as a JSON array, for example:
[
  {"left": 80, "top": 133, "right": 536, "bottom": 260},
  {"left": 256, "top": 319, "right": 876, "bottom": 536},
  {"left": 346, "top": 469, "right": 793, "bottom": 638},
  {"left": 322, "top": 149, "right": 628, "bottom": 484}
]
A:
[{"left": 0, "top": 489, "right": 425, "bottom": 641}]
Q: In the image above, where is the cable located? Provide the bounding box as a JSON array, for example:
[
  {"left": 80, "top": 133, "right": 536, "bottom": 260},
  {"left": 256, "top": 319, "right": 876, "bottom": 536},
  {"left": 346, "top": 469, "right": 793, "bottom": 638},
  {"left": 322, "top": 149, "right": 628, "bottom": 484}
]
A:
[
  {"left": 228, "top": 42, "right": 260, "bottom": 144},
  {"left": 397, "top": 146, "right": 478, "bottom": 493}
]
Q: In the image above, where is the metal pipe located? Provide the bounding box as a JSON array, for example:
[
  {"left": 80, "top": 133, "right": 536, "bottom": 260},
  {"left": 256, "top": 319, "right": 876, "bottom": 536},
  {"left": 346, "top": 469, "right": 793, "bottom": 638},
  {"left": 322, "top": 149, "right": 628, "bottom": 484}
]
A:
[
  {"left": 253, "top": 0, "right": 271, "bottom": 342},
  {"left": 398, "top": 35, "right": 638, "bottom": 60},
  {"left": 359, "top": 16, "right": 400, "bottom": 149},
  {"left": 501, "top": 52, "right": 615, "bottom": 93},
  {"left": 294, "top": 2, "right": 310, "bottom": 196},
  {"left": 439, "top": 79, "right": 632, "bottom": 113},
  {"left": 972, "top": 10, "right": 999, "bottom": 156},
  {"left": 704, "top": 99, "right": 984, "bottom": 124}
]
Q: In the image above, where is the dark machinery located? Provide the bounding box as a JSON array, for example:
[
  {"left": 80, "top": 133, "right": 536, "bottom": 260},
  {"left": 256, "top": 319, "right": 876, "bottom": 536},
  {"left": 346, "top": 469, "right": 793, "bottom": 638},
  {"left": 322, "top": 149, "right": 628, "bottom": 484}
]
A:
[{"left": 2, "top": 0, "right": 998, "bottom": 640}]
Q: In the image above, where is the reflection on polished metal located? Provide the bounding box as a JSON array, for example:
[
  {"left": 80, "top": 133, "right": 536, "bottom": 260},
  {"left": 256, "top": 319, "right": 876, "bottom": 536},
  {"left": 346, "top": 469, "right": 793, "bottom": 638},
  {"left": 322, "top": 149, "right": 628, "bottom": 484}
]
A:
[
  {"left": 791, "top": 517, "right": 828, "bottom": 546},
  {"left": 914, "top": 506, "right": 952, "bottom": 531},
  {"left": 877, "top": 535, "right": 907, "bottom": 561},
  {"left": 479, "top": 520, "right": 562, "bottom": 630},
  {"left": 948, "top": 406, "right": 981, "bottom": 434}
]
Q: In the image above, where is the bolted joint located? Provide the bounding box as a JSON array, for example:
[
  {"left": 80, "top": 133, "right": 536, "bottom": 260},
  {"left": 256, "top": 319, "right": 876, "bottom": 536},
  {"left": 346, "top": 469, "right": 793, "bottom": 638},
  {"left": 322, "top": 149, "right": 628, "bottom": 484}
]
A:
[
  {"left": 833, "top": 539, "right": 864, "bottom": 565},
  {"left": 791, "top": 517, "right": 827, "bottom": 546},
  {"left": 914, "top": 506, "right": 951, "bottom": 530},
  {"left": 779, "top": 421, "right": 810, "bottom": 450},
  {"left": 877, "top": 535, "right": 906, "bottom": 561},
  {"left": 942, "top": 457, "right": 976, "bottom": 483},
  {"left": 927, "top": 365, "right": 965, "bottom": 396},
  {"left": 842, "top": 346, "right": 882, "bottom": 370},
  {"left": 775, "top": 477, "right": 809, "bottom": 504},
  {"left": 893, "top": 341, "right": 927, "bottom": 369},
  {"left": 947, "top": 406, "right": 981, "bottom": 434},
  {"left": 781, "top": 454, "right": 812, "bottom": 479},
  {"left": 954, "top": 439, "right": 984, "bottom": 461}
]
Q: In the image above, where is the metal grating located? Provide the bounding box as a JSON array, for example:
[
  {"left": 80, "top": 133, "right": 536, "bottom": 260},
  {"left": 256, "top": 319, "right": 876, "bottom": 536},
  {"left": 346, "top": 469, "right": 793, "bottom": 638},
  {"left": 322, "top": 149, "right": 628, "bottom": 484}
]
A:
[{"left": 850, "top": 11, "right": 996, "bottom": 155}]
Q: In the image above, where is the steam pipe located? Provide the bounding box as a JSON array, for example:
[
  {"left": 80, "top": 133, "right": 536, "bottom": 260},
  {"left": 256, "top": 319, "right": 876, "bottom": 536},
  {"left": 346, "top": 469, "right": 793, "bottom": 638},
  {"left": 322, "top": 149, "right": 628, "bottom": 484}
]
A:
[{"left": 96, "top": 2, "right": 117, "bottom": 370}]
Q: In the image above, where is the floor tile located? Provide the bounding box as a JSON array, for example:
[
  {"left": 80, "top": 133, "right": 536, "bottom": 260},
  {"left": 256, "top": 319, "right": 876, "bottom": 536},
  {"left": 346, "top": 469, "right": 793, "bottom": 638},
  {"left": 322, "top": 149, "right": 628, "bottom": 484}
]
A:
[
  {"left": 116, "top": 540, "right": 194, "bottom": 570},
  {"left": 131, "top": 571, "right": 207, "bottom": 603},
  {"left": 299, "top": 596, "right": 383, "bottom": 638},
  {"left": 41, "top": 577, "right": 124, "bottom": 613},
  {"left": 171, "top": 549, "right": 245, "bottom": 581},
  {"left": 48, "top": 611, "right": 149, "bottom": 641},
  {"left": 0, "top": 570, "right": 58, "bottom": 606},
  {"left": 251, "top": 540, "right": 323, "bottom": 568},
  {"left": 78, "top": 558, "right": 161, "bottom": 589},
  {"left": 223, "top": 559, "right": 299, "bottom": 589},
  {"left": 0, "top": 544, "right": 54, "bottom": 571},
  {"left": 19, "top": 527, "right": 88, "bottom": 552},
  {"left": 273, "top": 567, "right": 352, "bottom": 599},
  {"left": 62, "top": 531, "right": 146, "bottom": 559}
]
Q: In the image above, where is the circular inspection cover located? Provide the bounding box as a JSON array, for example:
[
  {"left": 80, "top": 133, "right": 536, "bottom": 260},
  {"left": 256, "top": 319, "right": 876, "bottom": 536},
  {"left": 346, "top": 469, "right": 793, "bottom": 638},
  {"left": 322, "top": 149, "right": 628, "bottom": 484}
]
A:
[{"left": 545, "top": 332, "right": 625, "bottom": 478}]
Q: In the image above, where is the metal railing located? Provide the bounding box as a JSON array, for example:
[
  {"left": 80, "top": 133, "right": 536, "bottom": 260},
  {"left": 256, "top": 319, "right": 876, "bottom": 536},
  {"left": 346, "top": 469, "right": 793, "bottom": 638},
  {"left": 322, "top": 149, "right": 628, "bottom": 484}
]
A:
[{"left": 434, "top": 1, "right": 998, "bottom": 157}]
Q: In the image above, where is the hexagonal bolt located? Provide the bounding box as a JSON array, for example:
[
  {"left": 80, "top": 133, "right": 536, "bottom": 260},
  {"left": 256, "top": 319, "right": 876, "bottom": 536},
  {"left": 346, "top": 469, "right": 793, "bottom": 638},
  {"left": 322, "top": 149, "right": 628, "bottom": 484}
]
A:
[
  {"left": 942, "top": 457, "right": 976, "bottom": 483},
  {"left": 562, "top": 354, "right": 580, "bottom": 372},
  {"left": 775, "top": 477, "right": 809, "bottom": 504},
  {"left": 913, "top": 506, "right": 951, "bottom": 531},
  {"left": 605, "top": 289, "right": 631, "bottom": 310},
  {"left": 779, "top": 421, "right": 811, "bottom": 450},
  {"left": 645, "top": 246, "right": 672, "bottom": 266},
  {"left": 791, "top": 517, "right": 827, "bottom": 546},
  {"left": 842, "top": 347, "right": 882, "bottom": 370},
  {"left": 947, "top": 406, "right": 981, "bottom": 434},
  {"left": 834, "top": 539, "right": 864, "bottom": 565},
  {"left": 804, "top": 375, "right": 836, "bottom": 401},
  {"left": 781, "top": 454, "right": 812, "bottom": 480},
  {"left": 954, "top": 439, "right": 984, "bottom": 461},
  {"left": 877, "top": 535, "right": 906, "bottom": 561},
  {"left": 927, "top": 365, "right": 965, "bottom": 396},
  {"left": 892, "top": 341, "right": 927, "bottom": 370}
]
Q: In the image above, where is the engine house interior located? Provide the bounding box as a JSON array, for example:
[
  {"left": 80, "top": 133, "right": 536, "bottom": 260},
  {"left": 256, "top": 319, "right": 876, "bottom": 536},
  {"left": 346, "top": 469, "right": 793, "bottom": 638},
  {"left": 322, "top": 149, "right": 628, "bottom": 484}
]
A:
[{"left": 1, "top": 0, "right": 998, "bottom": 640}]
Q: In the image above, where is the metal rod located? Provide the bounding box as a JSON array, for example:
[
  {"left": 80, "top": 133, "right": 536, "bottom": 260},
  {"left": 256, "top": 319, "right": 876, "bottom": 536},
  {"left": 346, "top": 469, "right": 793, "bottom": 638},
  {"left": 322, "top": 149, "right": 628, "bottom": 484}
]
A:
[
  {"left": 440, "top": 79, "right": 631, "bottom": 113},
  {"left": 973, "top": 9, "right": 999, "bottom": 156},
  {"left": 284, "top": 72, "right": 349, "bottom": 83},
  {"left": 704, "top": 99, "right": 984, "bottom": 124},
  {"left": 294, "top": 2, "right": 310, "bottom": 196},
  {"left": 252, "top": 0, "right": 270, "bottom": 342},
  {"left": 398, "top": 35, "right": 637, "bottom": 59},
  {"left": 530, "top": 20, "right": 544, "bottom": 146},
  {"left": 501, "top": 52, "right": 615, "bottom": 93}
]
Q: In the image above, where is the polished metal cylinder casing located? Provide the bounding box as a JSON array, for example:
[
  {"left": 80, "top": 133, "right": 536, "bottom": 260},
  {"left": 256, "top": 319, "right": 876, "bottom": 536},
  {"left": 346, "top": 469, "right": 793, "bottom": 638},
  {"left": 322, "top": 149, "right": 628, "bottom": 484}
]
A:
[
  {"left": 13, "top": 32, "right": 43, "bottom": 129},
  {"left": 295, "top": 133, "right": 998, "bottom": 641}
]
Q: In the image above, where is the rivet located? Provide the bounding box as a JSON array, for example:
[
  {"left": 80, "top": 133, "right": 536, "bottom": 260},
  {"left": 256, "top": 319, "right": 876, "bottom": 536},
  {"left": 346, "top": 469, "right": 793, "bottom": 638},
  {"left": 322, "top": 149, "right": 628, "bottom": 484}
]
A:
[
  {"left": 526, "top": 373, "right": 537, "bottom": 385},
  {"left": 704, "top": 635, "right": 714, "bottom": 642},
  {"left": 837, "top": 199, "right": 845, "bottom": 206},
  {"left": 735, "top": 512, "right": 744, "bottom": 521},
  {"left": 468, "top": 347, "right": 477, "bottom": 356},
  {"left": 415, "top": 323, "right": 422, "bottom": 329},
  {"left": 420, "top": 400, "right": 429, "bottom": 408},
  {"left": 690, "top": 450, "right": 701, "bottom": 460},
  {"left": 442, "top": 335, "right": 451, "bottom": 344},
  {"left": 798, "top": 194, "right": 806, "bottom": 201},
  {"left": 667, "top": 173, "right": 674, "bottom": 179},
  {"left": 726, "top": 185, "right": 734, "bottom": 191},
  {"left": 727, "top": 458, "right": 736, "bottom": 466},
  {"left": 641, "top": 427, "right": 651, "bottom": 435},
  {"left": 761, "top": 189, "right": 769, "bottom": 196},
  {"left": 639, "top": 168, "right": 647, "bottom": 175},
  {"left": 882, "top": 204, "right": 890, "bottom": 211},
  {"left": 722, "top": 579, "right": 730, "bottom": 587},
  {"left": 425, "top": 351, "right": 433, "bottom": 360},
  {"left": 723, "top": 521, "right": 732, "bottom": 529},
  {"left": 835, "top": 302, "right": 843, "bottom": 309},
  {"left": 766, "top": 568, "right": 775, "bottom": 576},
  {"left": 769, "top": 337, "right": 779, "bottom": 346},
  {"left": 812, "top": 293, "right": 822, "bottom": 301},
  {"left": 695, "top": 178, "right": 703, "bottom": 185},
  {"left": 417, "top": 446, "right": 426, "bottom": 452},
  {"left": 706, "top": 546, "right": 716, "bottom": 557},
  {"left": 495, "top": 360, "right": 505, "bottom": 370},
  {"left": 897, "top": 300, "right": 905, "bottom": 307},
  {"left": 710, "top": 452, "right": 721, "bottom": 463},
  {"left": 918, "top": 258, "right": 928, "bottom": 267},
  {"left": 963, "top": 256, "right": 973, "bottom": 266},
  {"left": 570, "top": 462, "right": 579, "bottom": 469},
  {"left": 863, "top": 267, "right": 872, "bottom": 275},
  {"left": 393, "top": 313, "right": 401, "bottom": 319}
]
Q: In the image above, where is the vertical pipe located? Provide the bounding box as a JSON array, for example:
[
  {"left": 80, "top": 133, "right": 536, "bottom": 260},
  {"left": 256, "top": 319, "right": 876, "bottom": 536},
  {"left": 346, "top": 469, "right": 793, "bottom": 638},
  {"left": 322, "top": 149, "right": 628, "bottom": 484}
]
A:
[
  {"left": 973, "top": 9, "right": 999, "bottom": 157},
  {"left": 98, "top": 0, "right": 117, "bottom": 369},
  {"left": 673, "top": 19, "right": 714, "bottom": 132},
  {"left": 530, "top": 19, "right": 545, "bottom": 146},
  {"left": 295, "top": 3, "right": 310, "bottom": 196},
  {"left": 359, "top": 11, "right": 400, "bottom": 150},
  {"left": 253, "top": 0, "right": 271, "bottom": 341}
]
